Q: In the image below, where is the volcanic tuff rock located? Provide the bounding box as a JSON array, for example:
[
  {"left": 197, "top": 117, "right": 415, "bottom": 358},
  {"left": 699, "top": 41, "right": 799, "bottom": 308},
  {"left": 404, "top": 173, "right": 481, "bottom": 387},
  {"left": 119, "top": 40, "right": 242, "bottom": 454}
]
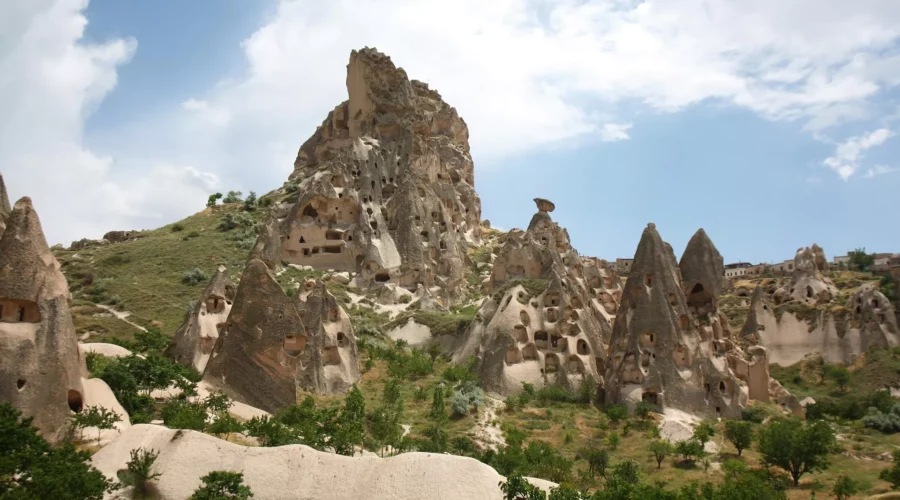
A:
[
  {"left": 204, "top": 260, "right": 359, "bottom": 413},
  {"left": 165, "top": 266, "right": 236, "bottom": 373},
  {"left": 0, "top": 197, "right": 85, "bottom": 443},
  {"left": 252, "top": 48, "right": 481, "bottom": 304},
  {"left": 774, "top": 244, "right": 837, "bottom": 305},
  {"left": 0, "top": 174, "right": 10, "bottom": 238},
  {"left": 604, "top": 225, "right": 747, "bottom": 418},
  {"left": 454, "top": 199, "right": 621, "bottom": 395}
]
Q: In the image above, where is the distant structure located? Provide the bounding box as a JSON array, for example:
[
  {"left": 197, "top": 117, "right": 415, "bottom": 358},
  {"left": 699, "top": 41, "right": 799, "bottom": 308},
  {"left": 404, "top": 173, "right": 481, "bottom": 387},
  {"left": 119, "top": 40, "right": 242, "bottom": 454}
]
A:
[{"left": 615, "top": 258, "right": 634, "bottom": 275}]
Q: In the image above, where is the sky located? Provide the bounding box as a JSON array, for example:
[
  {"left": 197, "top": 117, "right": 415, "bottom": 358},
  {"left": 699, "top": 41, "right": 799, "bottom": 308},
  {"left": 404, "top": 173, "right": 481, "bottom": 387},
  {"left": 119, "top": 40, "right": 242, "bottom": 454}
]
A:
[{"left": 3, "top": 0, "right": 900, "bottom": 265}]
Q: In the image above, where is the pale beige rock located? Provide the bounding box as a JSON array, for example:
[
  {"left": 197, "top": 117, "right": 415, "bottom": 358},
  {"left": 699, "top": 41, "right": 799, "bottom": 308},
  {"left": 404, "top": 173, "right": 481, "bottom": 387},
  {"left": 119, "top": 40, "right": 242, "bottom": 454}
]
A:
[
  {"left": 80, "top": 377, "right": 130, "bottom": 446},
  {"left": 165, "top": 267, "right": 235, "bottom": 373},
  {"left": 92, "top": 425, "right": 555, "bottom": 500},
  {"left": 0, "top": 197, "right": 84, "bottom": 443},
  {"left": 80, "top": 342, "right": 133, "bottom": 359}
]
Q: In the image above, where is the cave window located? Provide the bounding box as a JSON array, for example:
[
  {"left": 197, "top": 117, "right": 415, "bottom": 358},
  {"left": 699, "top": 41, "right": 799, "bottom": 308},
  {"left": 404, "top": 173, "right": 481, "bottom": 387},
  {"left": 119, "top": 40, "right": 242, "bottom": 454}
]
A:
[
  {"left": 523, "top": 344, "right": 538, "bottom": 360},
  {"left": 577, "top": 339, "right": 589, "bottom": 355},
  {"left": 67, "top": 390, "right": 83, "bottom": 413},
  {"left": 326, "top": 230, "right": 343, "bottom": 240},
  {"left": 439, "top": 241, "right": 446, "bottom": 250},
  {"left": 337, "top": 332, "right": 349, "bottom": 348},
  {"left": 550, "top": 333, "right": 562, "bottom": 348},
  {"left": 322, "top": 346, "right": 341, "bottom": 365},
  {"left": 375, "top": 271, "right": 390, "bottom": 283},
  {"left": 303, "top": 248, "right": 310, "bottom": 256},
  {"left": 873, "top": 299, "right": 880, "bottom": 308},
  {"left": 806, "top": 286, "right": 814, "bottom": 298},
  {"left": 535, "top": 331, "right": 549, "bottom": 349},
  {"left": 642, "top": 391, "right": 658, "bottom": 405},
  {"left": 311, "top": 247, "right": 320, "bottom": 254},
  {"left": 302, "top": 205, "right": 318, "bottom": 218},
  {"left": 719, "top": 381, "right": 726, "bottom": 393},
  {"left": 704, "top": 383, "right": 711, "bottom": 396},
  {"left": 644, "top": 274, "right": 653, "bottom": 288},
  {"left": 299, "top": 236, "right": 306, "bottom": 244},
  {"left": 17, "top": 379, "right": 25, "bottom": 391},
  {"left": 17, "top": 308, "right": 24, "bottom": 322},
  {"left": 283, "top": 335, "right": 307, "bottom": 355},
  {"left": 856, "top": 306, "right": 861, "bottom": 314},
  {"left": 371, "top": 181, "right": 376, "bottom": 189},
  {"left": 420, "top": 231, "right": 429, "bottom": 239},
  {"left": 370, "top": 221, "right": 378, "bottom": 230}
]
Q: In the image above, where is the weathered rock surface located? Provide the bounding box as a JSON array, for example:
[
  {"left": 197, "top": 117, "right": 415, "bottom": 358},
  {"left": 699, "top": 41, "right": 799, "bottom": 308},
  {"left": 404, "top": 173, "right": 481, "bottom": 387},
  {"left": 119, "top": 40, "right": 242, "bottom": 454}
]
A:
[
  {"left": 252, "top": 48, "right": 481, "bottom": 304},
  {"left": 0, "top": 174, "right": 10, "bottom": 238},
  {"left": 166, "top": 266, "right": 235, "bottom": 373},
  {"left": 0, "top": 197, "right": 84, "bottom": 443},
  {"left": 455, "top": 199, "right": 620, "bottom": 395},
  {"left": 204, "top": 260, "right": 359, "bottom": 413},
  {"left": 604, "top": 225, "right": 747, "bottom": 418},
  {"left": 774, "top": 244, "right": 837, "bottom": 305},
  {"left": 92, "top": 425, "right": 555, "bottom": 500}
]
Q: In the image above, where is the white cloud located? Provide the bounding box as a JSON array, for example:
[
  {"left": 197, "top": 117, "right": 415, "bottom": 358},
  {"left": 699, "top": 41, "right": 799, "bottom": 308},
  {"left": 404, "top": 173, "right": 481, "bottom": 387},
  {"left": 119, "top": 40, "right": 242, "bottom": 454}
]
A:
[
  {"left": 600, "top": 123, "right": 632, "bottom": 142},
  {"left": 863, "top": 164, "right": 897, "bottom": 178},
  {"left": 181, "top": 98, "right": 230, "bottom": 126},
  {"left": 823, "top": 128, "right": 894, "bottom": 180}
]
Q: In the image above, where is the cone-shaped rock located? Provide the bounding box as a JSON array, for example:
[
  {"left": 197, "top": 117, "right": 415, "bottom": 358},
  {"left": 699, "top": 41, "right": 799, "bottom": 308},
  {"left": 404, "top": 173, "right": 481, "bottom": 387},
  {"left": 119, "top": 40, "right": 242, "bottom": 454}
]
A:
[
  {"left": 679, "top": 229, "right": 725, "bottom": 302},
  {"left": 604, "top": 224, "right": 746, "bottom": 418},
  {"left": 773, "top": 244, "right": 837, "bottom": 305},
  {"left": 454, "top": 201, "right": 620, "bottom": 395},
  {"left": 0, "top": 197, "right": 84, "bottom": 443},
  {"left": 166, "top": 267, "right": 236, "bottom": 373},
  {"left": 255, "top": 48, "right": 481, "bottom": 304},
  {"left": 0, "top": 174, "right": 11, "bottom": 238}
]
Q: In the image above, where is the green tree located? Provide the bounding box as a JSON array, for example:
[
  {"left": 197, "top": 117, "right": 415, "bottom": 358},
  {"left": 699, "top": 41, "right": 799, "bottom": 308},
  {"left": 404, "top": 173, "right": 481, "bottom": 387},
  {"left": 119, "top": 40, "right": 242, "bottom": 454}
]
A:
[
  {"left": 693, "top": 421, "right": 717, "bottom": 446},
  {"left": 649, "top": 440, "right": 673, "bottom": 469},
  {"left": 605, "top": 404, "right": 627, "bottom": 426},
  {"left": 161, "top": 399, "right": 207, "bottom": 431},
  {"left": 207, "top": 193, "right": 223, "bottom": 208},
  {"left": 245, "top": 416, "right": 299, "bottom": 447},
  {"left": 607, "top": 432, "right": 620, "bottom": 451},
  {"left": 242, "top": 191, "right": 257, "bottom": 211},
  {"left": 848, "top": 248, "right": 875, "bottom": 271},
  {"left": 675, "top": 439, "right": 705, "bottom": 464},
  {"left": 429, "top": 385, "right": 447, "bottom": 423},
  {"left": 190, "top": 471, "right": 254, "bottom": 499},
  {"left": 576, "top": 447, "right": 609, "bottom": 478},
  {"left": 132, "top": 327, "right": 170, "bottom": 354},
  {"left": 500, "top": 474, "right": 546, "bottom": 500},
  {"left": 0, "top": 403, "right": 114, "bottom": 499},
  {"left": 208, "top": 413, "right": 244, "bottom": 441},
  {"left": 548, "top": 484, "right": 583, "bottom": 500},
  {"left": 334, "top": 385, "right": 366, "bottom": 456},
  {"left": 757, "top": 417, "right": 836, "bottom": 486},
  {"left": 70, "top": 405, "right": 121, "bottom": 445},
  {"left": 825, "top": 365, "right": 851, "bottom": 391},
  {"left": 724, "top": 420, "right": 754, "bottom": 456},
  {"left": 222, "top": 191, "right": 243, "bottom": 203},
  {"left": 880, "top": 449, "right": 900, "bottom": 489},
  {"left": 633, "top": 400, "right": 654, "bottom": 420},
  {"left": 832, "top": 475, "right": 859, "bottom": 500},
  {"left": 117, "top": 448, "right": 162, "bottom": 499}
]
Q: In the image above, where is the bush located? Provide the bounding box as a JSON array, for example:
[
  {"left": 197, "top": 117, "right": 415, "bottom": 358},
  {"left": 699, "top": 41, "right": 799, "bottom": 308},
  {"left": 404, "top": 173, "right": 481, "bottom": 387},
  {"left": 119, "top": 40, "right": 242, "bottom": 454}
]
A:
[
  {"left": 185, "top": 230, "right": 200, "bottom": 239},
  {"left": 182, "top": 268, "right": 209, "bottom": 286},
  {"left": 881, "top": 449, "right": 900, "bottom": 489},
  {"left": 190, "top": 471, "right": 254, "bottom": 499},
  {"left": 161, "top": 399, "right": 207, "bottom": 431},
  {"left": 450, "top": 383, "right": 485, "bottom": 417},
  {"left": 207, "top": 193, "right": 223, "bottom": 208},
  {"left": 170, "top": 223, "right": 185, "bottom": 232},
  {"left": 222, "top": 191, "right": 243, "bottom": 204},
  {"left": 863, "top": 404, "right": 900, "bottom": 433},
  {"left": 605, "top": 404, "right": 628, "bottom": 425},
  {"left": 117, "top": 448, "right": 162, "bottom": 498},
  {"left": 742, "top": 405, "right": 766, "bottom": 423},
  {"left": 70, "top": 405, "right": 121, "bottom": 445},
  {"left": 217, "top": 212, "right": 256, "bottom": 232},
  {"left": 242, "top": 191, "right": 257, "bottom": 212},
  {"left": 675, "top": 439, "right": 705, "bottom": 464}
]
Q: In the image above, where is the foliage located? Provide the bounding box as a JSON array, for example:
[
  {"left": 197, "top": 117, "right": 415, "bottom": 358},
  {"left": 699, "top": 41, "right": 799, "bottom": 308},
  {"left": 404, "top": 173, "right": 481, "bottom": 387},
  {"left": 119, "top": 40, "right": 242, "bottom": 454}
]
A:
[
  {"left": 756, "top": 417, "right": 836, "bottom": 486},
  {"left": 649, "top": 440, "right": 673, "bottom": 469},
  {"left": 605, "top": 404, "right": 628, "bottom": 425},
  {"left": 741, "top": 405, "right": 766, "bottom": 423},
  {"left": 70, "top": 405, "right": 121, "bottom": 445},
  {"left": 831, "top": 475, "right": 860, "bottom": 500},
  {"left": 161, "top": 399, "right": 207, "bottom": 431},
  {"left": 633, "top": 400, "right": 654, "bottom": 420},
  {"left": 334, "top": 385, "right": 367, "bottom": 456},
  {"left": 606, "top": 432, "right": 620, "bottom": 451},
  {"left": 222, "top": 191, "right": 243, "bottom": 204},
  {"left": 500, "top": 474, "right": 546, "bottom": 500},
  {"left": 276, "top": 397, "right": 336, "bottom": 450},
  {"left": 94, "top": 354, "right": 200, "bottom": 420},
  {"left": 207, "top": 193, "right": 223, "bottom": 208},
  {"left": 429, "top": 384, "right": 448, "bottom": 423},
  {"left": 132, "top": 326, "right": 170, "bottom": 354},
  {"left": 216, "top": 212, "right": 256, "bottom": 232},
  {"left": 0, "top": 403, "right": 115, "bottom": 499},
  {"left": 207, "top": 412, "right": 244, "bottom": 440},
  {"left": 242, "top": 191, "right": 257, "bottom": 211},
  {"left": 692, "top": 421, "right": 716, "bottom": 446},
  {"left": 117, "top": 448, "right": 161, "bottom": 499},
  {"left": 724, "top": 420, "right": 753, "bottom": 456},
  {"left": 576, "top": 446, "right": 609, "bottom": 478},
  {"left": 492, "top": 278, "right": 550, "bottom": 302},
  {"left": 442, "top": 356, "right": 479, "bottom": 383},
  {"left": 190, "top": 471, "right": 254, "bottom": 499},
  {"left": 824, "top": 365, "right": 850, "bottom": 391},
  {"left": 675, "top": 439, "right": 705, "bottom": 464},
  {"left": 863, "top": 403, "right": 900, "bottom": 433},
  {"left": 182, "top": 267, "right": 209, "bottom": 286},
  {"left": 881, "top": 449, "right": 900, "bottom": 489},
  {"left": 171, "top": 223, "right": 184, "bottom": 232},
  {"left": 245, "top": 416, "right": 301, "bottom": 447},
  {"left": 848, "top": 248, "right": 875, "bottom": 271}
]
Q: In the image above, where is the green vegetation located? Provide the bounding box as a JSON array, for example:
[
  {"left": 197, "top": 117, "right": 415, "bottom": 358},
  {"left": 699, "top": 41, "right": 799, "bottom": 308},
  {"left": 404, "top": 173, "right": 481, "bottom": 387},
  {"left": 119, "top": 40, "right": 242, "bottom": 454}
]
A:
[
  {"left": 757, "top": 417, "right": 836, "bottom": 486},
  {"left": 117, "top": 448, "right": 162, "bottom": 499},
  {"left": 849, "top": 247, "right": 875, "bottom": 271},
  {"left": 70, "top": 405, "right": 121, "bottom": 445},
  {"left": 492, "top": 278, "right": 550, "bottom": 302},
  {"left": 190, "top": 471, "right": 254, "bottom": 500},
  {"left": 386, "top": 308, "right": 477, "bottom": 337}
]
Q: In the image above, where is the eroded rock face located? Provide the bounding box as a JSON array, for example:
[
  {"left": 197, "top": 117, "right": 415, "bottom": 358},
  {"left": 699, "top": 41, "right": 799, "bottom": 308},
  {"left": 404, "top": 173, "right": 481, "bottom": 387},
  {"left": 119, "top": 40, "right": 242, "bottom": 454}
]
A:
[
  {"left": 0, "top": 198, "right": 84, "bottom": 443},
  {"left": 0, "top": 174, "right": 10, "bottom": 238},
  {"left": 847, "top": 284, "right": 900, "bottom": 351},
  {"left": 166, "top": 267, "right": 236, "bottom": 373},
  {"left": 255, "top": 48, "right": 480, "bottom": 304},
  {"left": 604, "top": 225, "right": 747, "bottom": 419},
  {"left": 775, "top": 245, "right": 838, "bottom": 305},
  {"left": 204, "top": 261, "right": 359, "bottom": 413},
  {"left": 455, "top": 201, "right": 619, "bottom": 395}
]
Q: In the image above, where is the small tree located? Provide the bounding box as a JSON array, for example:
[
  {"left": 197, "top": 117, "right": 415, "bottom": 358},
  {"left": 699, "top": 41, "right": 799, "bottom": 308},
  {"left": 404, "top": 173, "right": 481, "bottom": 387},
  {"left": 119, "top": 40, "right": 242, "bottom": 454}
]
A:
[
  {"left": 649, "top": 440, "right": 673, "bottom": 469},
  {"left": 208, "top": 413, "right": 244, "bottom": 441},
  {"left": 606, "top": 404, "right": 628, "bottom": 426},
  {"left": 117, "top": 448, "right": 162, "bottom": 498},
  {"left": 880, "top": 449, "right": 900, "bottom": 489},
  {"left": 724, "top": 420, "right": 753, "bottom": 456},
  {"left": 607, "top": 431, "right": 620, "bottom": 451},
  {"left": 500, "top": 474, "right": 546, "bottom": 500},
  {"left": 334, "top": 385, "right": 366, "bottom": 456},
  {"left": 825, "top": 365, "right": 851, "bottom": 391},
  {"left": 132, "top": 326, "right": 170, "bottom": 354},
  {"left": 693, "top": 421, "right": 716, "bottom": 447},
  {"left": 675, "top": 439, "right": 705, "bottom": 464},
  {"left": 242, "top": 191, "right": 257, "bottom": 212},
  {"left": 190, "top": 471, "right": 254, "bottom": 499},
  {"left": 634, "top": 400, "right": 654, "bottom": 420},
  {"left": 222, "top": 191, "right": 243, "bottom": 204},
  {"left": 207, "top": 193, "right": 223, "bottom": 208},
  {"left": 848, "top": 248, "right": 875, "bottom": 271},
  {"left": 71, "top": 405, "right": 121, "bottom": 445},
  {"left": 429, "top": 385, "right": 447, "bottom": 423},
  {"left": 757, "top": 417, "right": 836, "bottom": 486},
  {"left": 832, "top": 475, "right": 859, "bottom": 500}
]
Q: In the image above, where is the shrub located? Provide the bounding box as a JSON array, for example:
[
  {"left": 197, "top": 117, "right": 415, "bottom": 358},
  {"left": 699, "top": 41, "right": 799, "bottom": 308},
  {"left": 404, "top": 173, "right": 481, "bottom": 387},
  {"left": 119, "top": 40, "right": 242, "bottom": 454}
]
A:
[
  {"left": 117, "top": 448, "right": 162, "bottom": 498},
  {"left": 171, "top": 223, "right": 184, "bottom": 232},
  {"left": 222, "top": 191, "right": 243, "bottom": 203},
  {"left": 742, "top": 405, "right": 766, "bottom": 423},
  {"left": 881, "top": 449, "right": 900, "bottom": 489},
  {"left": 832, "top": 474, "right": 860, "bottom": 500},
  {"left": 605, "top": 404, "right": 628, "bottom": 425},
  {"left": 182, "top": 268, "right": 209, "bottom": 286},
  {"left": 161, "top": 399, "right": 207, "bottom": 431},
  {"left": 675, "top": 439, "right": 705, "bottom": 464},
  {"left": 207, "top": 193, "right": 223, "bottom": 208},
  {"left": 450, "top": 383, "right": 485, "bottom": 417},
  {"left": 190, "top": 471, "right": 254, "bottom": 499},
  {"left": 70, "top": 405, "right": 121, "bottom": 445},
  {"left": 242, "top": 191, "right": 257, "bottom": 211},
  {"left": 649, "top": 440, "right": 674, "bottom": 469},
  {"left": 863, "top": 404, "right": 900, "bottom": 433},
  {"left": 185, "top": 230, "right": 200, "bottom": 239},
  {"left": 217, "top": 212, "right": 256, "bottom": 232},
  {"left": 634, "top": 400, "right": 654, "bottom": 419}
]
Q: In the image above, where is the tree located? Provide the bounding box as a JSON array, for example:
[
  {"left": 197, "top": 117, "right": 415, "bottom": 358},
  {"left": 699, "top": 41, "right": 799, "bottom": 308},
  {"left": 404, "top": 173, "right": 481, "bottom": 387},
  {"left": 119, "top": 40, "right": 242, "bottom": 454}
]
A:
[
  {"left": 207, "top": 193, "right": 223, "bottom": 208},
  {"left": 245, "top": 416, "right": 299, "bottom": 447},
  {"left": 500, "top": 474, "right": 546, "bottom": 500},
  {"left": 825, "top": 365, "right": 851, "bottom": 391},
  {"left": 0, "top": 403, "right": 114, "bottom": 499},
  {"left": 693, "top": 421, "right": 717, "bottom": 447},
  {"left": 605, "top": 404, "right": 628, "bottom": 426},
  {"left": 222, "top": 191, "right": 243, "bottom": 204},
  {"left": 757, "top": 417, "right": 836, "bottom": 486},
  {"left": 161, "top": 399, "right": 207, "bottom": 431},
  {"left": 848, "top": 248, "right": 875, "bottom": 271},
  {"left": 242, "top": 191, "right": 257, "bottom": 211},
  {"left": 427, "top": 343, "right": 442, "bottom": 364},
  {"left": 208, "top": 413, "right": 244, "bottom": 441},
  {"left": 649, "top": 440, "right": 673, "bottom": 469},
  {"left": 190, "top": 471, "right": 254, "bottom": 499},
  {"left": 70, "top": 405, "right": 121, "bottom": 445},
  {"left": 880, "top": 449, "right": 900, "bottom": 489},
  {"left": 548, "top": 484, "right": 583, "bottom": 500},
  {"left": 576, "top": 447, "right": 609, "bottom": 478},
  {"left": 429, "top": 385, "right": 447, "bottom": 423},
  {"left": 334, "top": 385, "right": 366, "bottom": 456},
  {"left": 132, "top": 326, "right": 170, "bottom": 354},
  {"left": 607, "top": 432, "right": 620, "bottom": 451},
  {"left": 832, "top": 475, "right": 859, "bottom": 500},
  {"left": 634, "top": 400, "right": 654, "bottom": 420},
  {"left": 675, "top": 439, "right": 705, "bottom": 464},
  {"left": 724, "top": 420, "right": 754, "bottom": 456},
  {"left": 117, "top": 448, "right": 162, "bottom": 499}
]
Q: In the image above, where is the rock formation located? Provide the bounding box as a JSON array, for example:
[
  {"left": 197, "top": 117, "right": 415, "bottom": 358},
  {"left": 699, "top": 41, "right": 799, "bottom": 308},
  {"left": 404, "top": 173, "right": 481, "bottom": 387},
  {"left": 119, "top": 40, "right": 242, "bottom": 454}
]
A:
[
  {"left": 93, "top": 425, "right": 555, "bottom": 500},
  {"left": 252, "top": 48, "right": 481, "bottom": 303},
  {"left": 773, "top": 244, "right": 837, "bottom": 305},
  {"left": 0, "top": 197, "right": 84, "bottom": 443},
  {"left": 0, "top": 174, "right": 10, "bottom": 238},
  {"left": 743, "top": 280, "right": 899, "bottom": 366},
  {"left": 454, "top": 199, "right": 620, "bottom": 395},
  {"left": 166, "top": 266, "right": 236, "bottom": 373},
  {"left": 204, "top": 260, "right": 359, "bottom": 413},
  {"left": 604, "top": 225, "right": 747, "bottom": 418}
]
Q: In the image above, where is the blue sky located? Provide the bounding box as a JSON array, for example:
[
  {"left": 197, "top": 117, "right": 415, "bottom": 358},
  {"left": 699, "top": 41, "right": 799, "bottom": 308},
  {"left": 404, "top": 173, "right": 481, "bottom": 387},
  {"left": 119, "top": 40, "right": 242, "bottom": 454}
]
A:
[{"left": 3, "top": 0, "right": 900, "bottom": 265}]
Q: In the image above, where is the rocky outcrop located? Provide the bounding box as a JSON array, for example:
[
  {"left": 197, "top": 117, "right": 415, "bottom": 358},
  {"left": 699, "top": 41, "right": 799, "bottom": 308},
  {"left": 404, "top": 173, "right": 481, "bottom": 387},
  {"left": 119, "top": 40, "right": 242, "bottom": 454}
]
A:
[
  {"left": 102, "top": 230, "right": 143, "bottom": 244},
  {"left": 743, "top": 281, "right": 900, "bottom": 366},
  {"left": 0, "top": 174, "right": 10, "bottom": 238},
  {"left": 92, "top": 425, "right": 555, "bottom": 500},
  {"left": 773, "top": 245, "right": 837, "bottom": 305},
  {"left": 454, "top": 199, "right": 619, "bottom": 396},
  {"left": 604, "top": 225, "right": 747, "bottom": 418},
  {"left": 166, "top": 266, "right": 235, "bottom": 373},
  {"left": 204, "top": 260, "right": 360, "bottom": 413},
  {"left": 0, "top": 197, "right": 84, "bottom": 443},
  {"left": 253, "top": 48, "right": 481, "bottom": 304}
]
